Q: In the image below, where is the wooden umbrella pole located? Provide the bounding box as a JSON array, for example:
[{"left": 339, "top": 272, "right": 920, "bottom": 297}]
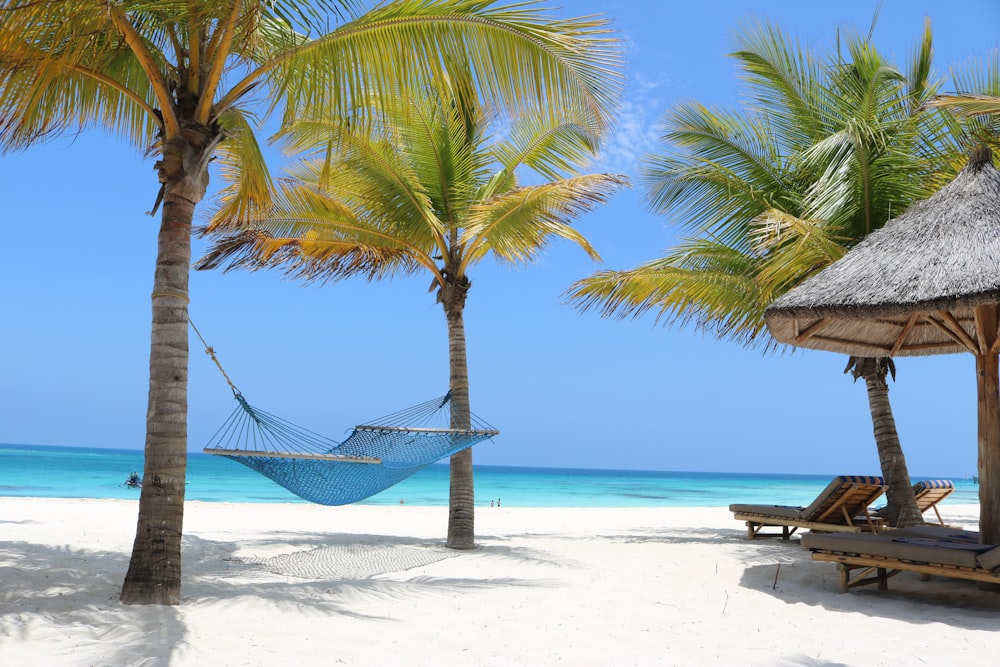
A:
[
  {"left": 975, "top": 305, "right": 1000, "bottom": 547},
  {"left": 978, "top": 352, "right": 1000, "bottom": 545}
]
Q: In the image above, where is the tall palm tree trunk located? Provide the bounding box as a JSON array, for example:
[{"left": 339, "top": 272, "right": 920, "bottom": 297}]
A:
[
  {"left": 847, "top": 357, "right": 923, "bottom": 528},
  {"left": 120, "top": 190, "right": 194, "bottom": 605},
  {"left": 121, "top": 134, "right": 214, "bottom": 604},
  {"left": 442, "top": 274, "right": 475, "bottom": 549}
]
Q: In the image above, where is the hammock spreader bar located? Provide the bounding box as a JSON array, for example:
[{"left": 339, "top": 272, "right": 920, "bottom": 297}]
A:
[{"left": 203, "top": 392, "right": 499, "bottom": 505}]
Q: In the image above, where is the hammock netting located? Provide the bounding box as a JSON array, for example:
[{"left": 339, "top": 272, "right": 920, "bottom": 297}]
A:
[{"left": 203, "top": 392, "right": 498, "bottom": 505}]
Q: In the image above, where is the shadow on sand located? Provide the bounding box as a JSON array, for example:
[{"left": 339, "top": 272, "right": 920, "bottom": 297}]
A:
[
  {"left": 724, "top": 532, "right": 1000, "bottom": 627},
  {"left": 0, "top": 531, "right": 562, "bottom": 666}
]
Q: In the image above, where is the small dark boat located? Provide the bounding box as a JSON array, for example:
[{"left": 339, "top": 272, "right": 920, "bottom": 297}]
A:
[{"left": 124, "top": 472, "right": 142, "bottom": 488}]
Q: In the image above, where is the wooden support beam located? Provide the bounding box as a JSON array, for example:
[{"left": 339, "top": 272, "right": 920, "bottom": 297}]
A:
[
  {"left": 976, "top": 305, "right": 1000, "bottom": 547},
  {"left": 890, "top": 313, "right": 921, "bottom": 356},
  {"left": 976, "top": 304, "right": 1000, "bottom": 355},
  {"left": 793, "top": 318, "right": 833, "bottom": 344},
  {"left": 925, "top": 312, "right": 979, "bottom": 354}
]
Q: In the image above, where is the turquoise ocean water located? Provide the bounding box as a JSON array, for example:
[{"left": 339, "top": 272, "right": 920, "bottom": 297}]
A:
[{"left": 0, "top": 443, "right": 980, "bottom": 508}]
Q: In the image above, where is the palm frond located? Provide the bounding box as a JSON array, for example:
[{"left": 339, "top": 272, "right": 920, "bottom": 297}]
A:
[
  {"left": 209, "top": 109, "right": 275, "bottom": 226},
  {"left": 233, "top": 0, "right": 623, "bottom": 138},
  {"left": 566, "top": 239, "right": 772, "bottom": 348},
  {"left": 491, "top": 116, "right": 601, "bottom": 181},
  {"left": 930, "top": 94, "right": 1000, "bottom": 117},
  {"left": 195, "top": 228, "right": 418, "bottom": 282},
  {"left": 905, "top": 17, "right": 935, "bottom": 110},
  {"left": 198, "top": 178, "right": 431, "bottom": 282},
  {"left": 0, "top": 0, "right": 163, "bottom": 149},
  {"left": 642, "top": 102, "right": 791, "bottom": 249},
  {"left": 750, "top": 209, "right": 847, "bottom": 299},
  {"left": 461, "top": 173, "right": 627, "bottom": 268},
  {"left": 730, "top": 19, "right": 825, "bottom": 155}
]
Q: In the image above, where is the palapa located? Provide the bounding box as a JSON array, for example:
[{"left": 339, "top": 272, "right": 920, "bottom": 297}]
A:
[{"left": 764, "top": 145, "right": 1000, "bottom": 545}]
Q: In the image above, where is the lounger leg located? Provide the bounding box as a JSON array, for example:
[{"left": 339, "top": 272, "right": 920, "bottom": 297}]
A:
[
  {"left": 838, "top": 565, "right": 849, "bottom": 593},
  {"left": 932, "top": 506, "right": 944, "bottom": 526},
  {"left": 782, "top": 525, "right": 791, "bottom": 540},
  {"left": 877, "top": 567, "right": 888, "bottom": 590}
]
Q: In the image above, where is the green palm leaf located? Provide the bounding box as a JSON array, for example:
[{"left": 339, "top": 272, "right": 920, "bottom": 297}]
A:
[{"left": 574, "top": 17, "right": 969, "bottom": 351}]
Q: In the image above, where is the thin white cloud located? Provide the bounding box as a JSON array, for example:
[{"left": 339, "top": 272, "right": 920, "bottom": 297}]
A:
[{"left": 595, "top": 71, "right": 675, "bottom": 178}]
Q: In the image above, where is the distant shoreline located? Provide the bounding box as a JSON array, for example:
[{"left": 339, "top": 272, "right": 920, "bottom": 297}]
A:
[{"left": 1, "top": 442, "right": 982, "bottom": 508}]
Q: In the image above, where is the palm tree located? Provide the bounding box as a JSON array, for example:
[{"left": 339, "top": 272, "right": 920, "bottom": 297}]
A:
[
  {"left": 928, "top": 50, "right": 1000, "bottom": 145},
  {"left": 567, "top": 19, "right": 971, "bottom": 527},
  {"left": 196, "top": 67, "right": 626, "bottom": 549},
  {"left": 0, "top": 0, "right": 622, "bottom": 604}
]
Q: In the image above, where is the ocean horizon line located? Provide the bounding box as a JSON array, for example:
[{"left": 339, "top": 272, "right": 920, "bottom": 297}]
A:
[
  {"left": 0, "top": 441, "right": 977, "bottom": 481},
  {"left": 1, "top": 442, "right": 981, "bottom": 508}
]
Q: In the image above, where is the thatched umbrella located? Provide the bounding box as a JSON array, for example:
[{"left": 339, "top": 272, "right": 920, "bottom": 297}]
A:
[{"left": 764, "top": 145, "right": 1000, "bottom": 543}]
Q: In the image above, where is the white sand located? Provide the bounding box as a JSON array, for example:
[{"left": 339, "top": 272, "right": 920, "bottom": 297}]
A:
[{"left": 1, "top": 498, "right": 998, "bottom": 666}]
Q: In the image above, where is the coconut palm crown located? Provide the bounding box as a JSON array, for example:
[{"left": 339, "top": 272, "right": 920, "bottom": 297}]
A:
[
  {"left": 567, "top": 19, "right": 978, "bottom": 526},
  {"left": 197, "top": 67, "right": 627, "bottom": 548}
]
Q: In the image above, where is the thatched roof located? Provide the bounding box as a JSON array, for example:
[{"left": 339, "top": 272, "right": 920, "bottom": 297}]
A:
[{"left": 765, "top": 146, "right": 1000, "bottom": 357}]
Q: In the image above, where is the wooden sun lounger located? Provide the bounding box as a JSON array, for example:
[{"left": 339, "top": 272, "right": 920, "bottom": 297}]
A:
[
  {"left": 801, "top": 527, "right": 1000, "bottom": 592},
  {"left": 874, "top": 479, "right": 955, "bottom": 526},
  {"left": 729, "top": 475, "right": 887, "bottom": 540}
]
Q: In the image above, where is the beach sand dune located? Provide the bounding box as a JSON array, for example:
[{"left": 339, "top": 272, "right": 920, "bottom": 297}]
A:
[{"left": 2, "top": 498, "right": 999, "bottom": 666}]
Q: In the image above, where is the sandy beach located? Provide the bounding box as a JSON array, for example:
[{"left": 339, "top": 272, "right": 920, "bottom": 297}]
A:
[{"left": 2, "top": 498, "right": 999, "bottom": 666}]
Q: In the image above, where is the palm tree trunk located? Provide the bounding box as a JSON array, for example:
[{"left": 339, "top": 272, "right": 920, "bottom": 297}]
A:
[
  {"left": 119, "top": 187, "right": 194, "bottom": 605},
  {"left": 442, "top": 275, "right": 475, "bottom": 549},
  {"left": 850, "top": 357, "right": 923, "bottom": 528},
  {"left": 120, "top": 133, "right": 213, "bottom": 605}
]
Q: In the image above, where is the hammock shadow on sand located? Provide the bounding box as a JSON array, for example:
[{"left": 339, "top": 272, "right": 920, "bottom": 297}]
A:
[{"left": 0, "top": 534, "right": 558, "bottom": 665}]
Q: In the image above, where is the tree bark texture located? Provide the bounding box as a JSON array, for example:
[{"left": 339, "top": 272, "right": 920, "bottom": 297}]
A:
[
  {"left": 120, "top": 133, "right": 212, "bottom": 605},
  {"left": 853, "top": 358, "right": 923, "bottom": 528},
  {"left": 442, "top": 273, "right": 475, "bottom": 549}
]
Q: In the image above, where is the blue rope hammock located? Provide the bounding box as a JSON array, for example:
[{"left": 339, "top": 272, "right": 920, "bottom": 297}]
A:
[{"left": 193, "top": 322, "right": 498, "bottom": 505}]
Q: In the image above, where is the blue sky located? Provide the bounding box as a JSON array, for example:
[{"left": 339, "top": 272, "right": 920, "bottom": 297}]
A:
[{"left": 2, "top": 1, "right": 999, "bottom": 477}]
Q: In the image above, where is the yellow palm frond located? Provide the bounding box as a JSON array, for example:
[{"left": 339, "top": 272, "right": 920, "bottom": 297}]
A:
[
  {"left": 209, "top": 110, "right": 276, "bottom": 227},
  {"left": 750, "top": 209, "right": 847, "bottom": 301},
  {"left": 461, "top": 173, "right": 628, "bottom": 269},
  {"left": 566, "top": 241, "right": 770, "bottom": 347},
  {"left": 927, "top": 94, "right": 1000, "bottom": 116}
]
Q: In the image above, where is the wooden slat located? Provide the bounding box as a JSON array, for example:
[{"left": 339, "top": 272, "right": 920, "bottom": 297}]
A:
[
  {"left": 810, "top": 551, "right": 1000, "bottom": 590},
  {"left": 733, "top": 514, "right": 866, "bottom": 535},
  {"left": 203, "top": 448, "right": 381, "bottom": 464},
  {"left": 353, "top": 425, "right": 499, "bottom": 436}
]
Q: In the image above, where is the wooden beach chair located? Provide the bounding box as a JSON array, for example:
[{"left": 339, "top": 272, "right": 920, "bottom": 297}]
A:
[
  {"left": 873, "top": 479, "right": 955, "bottom": 526},
  {"left": 801, "top": 527, "right": 1000, "bottom": 593},
  {"left": 729, "top": 475, "right": 887, "bottom": 540}
]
